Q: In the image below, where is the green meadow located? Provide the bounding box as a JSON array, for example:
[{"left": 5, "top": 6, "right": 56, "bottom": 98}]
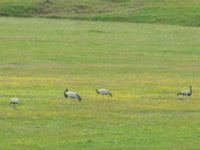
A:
[{"left": 0, "top": 17, "right": 200, "bottom": 150}]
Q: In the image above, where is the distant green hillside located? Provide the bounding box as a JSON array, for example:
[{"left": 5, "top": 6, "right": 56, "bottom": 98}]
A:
[{"left": 0, "top": 0, "right": 200, "bottom": 26}]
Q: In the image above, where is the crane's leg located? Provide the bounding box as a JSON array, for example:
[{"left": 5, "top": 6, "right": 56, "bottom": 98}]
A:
[
  {"left": 75, "top": 100, "right": 78, "bottom": 105},
  {"left": 177, "top": 95, "right": 182, "bottom": 100},
  {"left": 101, "top": 95, "right": 105, "bottom": 104},
  {"left": 13, "top": 104, "right": 16, "bottom": 110},
  {"left": 72, "top": 99, "right": 75, "bottom": 105}
]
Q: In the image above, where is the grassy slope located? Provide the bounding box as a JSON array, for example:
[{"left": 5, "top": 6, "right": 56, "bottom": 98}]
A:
[
  {"left": 0, "top": 0, "right": 200, "bottom": 26},
  {"left": 0, "top": 17, "right": 200, "bottom": 150}
]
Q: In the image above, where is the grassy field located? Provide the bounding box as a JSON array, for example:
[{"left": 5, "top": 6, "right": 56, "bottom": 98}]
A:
[
  {"left": 0, "top": 17, "right": 200, "bottom": 149},
  {"left": 0, "top": 0, "right": 200, "bottom": 26}
]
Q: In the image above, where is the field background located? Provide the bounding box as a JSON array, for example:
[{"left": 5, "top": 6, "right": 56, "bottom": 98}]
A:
[
  {"left": 0, "top": 0, "right": 200, "bottom": 26},
  {"left": 0, "top": 0, "right": 200, "bottom": 150}
]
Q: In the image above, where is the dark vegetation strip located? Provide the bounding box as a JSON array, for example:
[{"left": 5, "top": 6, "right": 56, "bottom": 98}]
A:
[{"left": 0, "top": 0, "right": 200, "bottom": 27}]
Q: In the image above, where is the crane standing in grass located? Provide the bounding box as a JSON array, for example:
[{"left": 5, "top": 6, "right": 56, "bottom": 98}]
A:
[
  {"left": 96, "top": 88, "right": 112, "bottom": 97},
  {"left": 64, "top": 89, "right": 82, "bottom": 102},
  {"left": 9, "top": 97, "right": 19, "bottom": 109},
  {"left": 177, "top": 86, "right": 192, "bottom": 97}
]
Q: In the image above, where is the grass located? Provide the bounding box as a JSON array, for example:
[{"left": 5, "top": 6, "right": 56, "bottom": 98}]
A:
[
  {"left": 0, "top": 17, "right": 200, "bottom": 149},
  {"left": 0, "top": 0, "right": 200, "bottom": 26}
]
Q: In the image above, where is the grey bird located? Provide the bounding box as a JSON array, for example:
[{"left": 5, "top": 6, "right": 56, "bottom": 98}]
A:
[
  {"left": 64, "top": 89, "right": 82, "bottom": 102},
  {"left": 96, "top": 88, "right": 112, "bottom": 97},
  {"left": 177, "top": 86, "right": 192, "bottom": 96},
  {"left": 9, "top": 97, "right": 19, "bottom": 109}
]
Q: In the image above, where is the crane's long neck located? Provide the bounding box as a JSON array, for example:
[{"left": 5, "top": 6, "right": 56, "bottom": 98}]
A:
[
  {"left": 64, "top": 90, "right": 68, "bottom": 97},
  {"left": 96, "top": 89, "right": 99, "bottom": 94},
  {"left": 190, "top": 87, "right": 192, "bottom": 95}
]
